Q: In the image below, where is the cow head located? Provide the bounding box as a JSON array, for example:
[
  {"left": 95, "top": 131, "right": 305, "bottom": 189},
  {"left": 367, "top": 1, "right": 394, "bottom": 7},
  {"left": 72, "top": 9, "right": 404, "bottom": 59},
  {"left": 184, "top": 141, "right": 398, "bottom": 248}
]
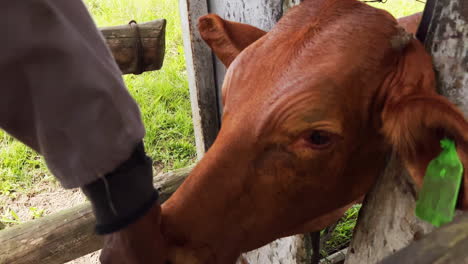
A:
[{"left": 161, "top": 0, "right": 468, "bottom": 263}]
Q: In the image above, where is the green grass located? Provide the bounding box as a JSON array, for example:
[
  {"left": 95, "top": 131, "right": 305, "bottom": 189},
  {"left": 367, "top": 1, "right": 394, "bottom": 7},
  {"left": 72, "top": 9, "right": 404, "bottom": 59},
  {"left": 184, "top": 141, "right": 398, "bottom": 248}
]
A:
[
  {"left": 0, "top": 0, "right": 195, "bottom": 196},
  {"left": 0, "top": 134, "right": 53, "bottom": 196},
  {"left": 369, "top": 0, "right": 425, "bottom": 18},
  {"left": 320, "top": 205, "right": 361, "bottom": 258},
  {"left": 83, "top": 0, "right": 196, "bottom": 170}
]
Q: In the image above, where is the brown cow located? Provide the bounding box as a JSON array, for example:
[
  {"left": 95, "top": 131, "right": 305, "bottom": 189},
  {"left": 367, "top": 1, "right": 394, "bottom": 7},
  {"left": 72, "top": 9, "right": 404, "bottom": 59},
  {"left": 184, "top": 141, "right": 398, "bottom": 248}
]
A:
[{"left": 160, "top": 0, "right": 468, "bottom": 263}]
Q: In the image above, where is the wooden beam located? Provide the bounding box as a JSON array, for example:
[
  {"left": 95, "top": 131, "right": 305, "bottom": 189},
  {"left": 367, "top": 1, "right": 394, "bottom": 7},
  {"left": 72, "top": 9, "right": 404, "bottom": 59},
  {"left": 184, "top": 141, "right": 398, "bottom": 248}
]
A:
[
  {"left": 380, "top": 214, "right": 468, "bottom": 264},
  {"left": 344, "top": 155, "right": 435, "bottom": 264},
  {"left": 179, "top": 0, "right": 220, "bottom": 158},
  {"left": 100, "top": 19, "right": 166, "bottom": 75},
  {"left": 346, "top": 0, "right": 468, "bottom": 262},
  {"left": 239, "top": 235, "right": 312, "bottom": 264},
  {"left": 0, "top": 166, "right": 193, "bottom": 264},
  {"left": 320, "top": 248, "right": 347, "bottom": 264}
]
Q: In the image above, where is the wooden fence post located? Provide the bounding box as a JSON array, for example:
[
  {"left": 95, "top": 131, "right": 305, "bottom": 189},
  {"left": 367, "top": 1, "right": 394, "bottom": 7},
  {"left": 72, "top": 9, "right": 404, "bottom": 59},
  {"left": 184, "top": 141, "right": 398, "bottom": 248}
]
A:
[
  {"left": 179, "top": 0, "right": 220, "bottom": 158},
  {"left": 345, "top": 0, "right": 468, "bottom": 263},
  {"left": 381, "top": 213, "right": 468, "bottom": 263}
]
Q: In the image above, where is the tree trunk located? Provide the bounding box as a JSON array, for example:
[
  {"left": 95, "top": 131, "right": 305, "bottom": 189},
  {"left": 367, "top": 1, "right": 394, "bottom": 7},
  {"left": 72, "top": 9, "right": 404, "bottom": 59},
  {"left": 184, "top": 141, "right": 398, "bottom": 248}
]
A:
[{"left": 346, "top": 0, "right": 468, "bottom": 263}]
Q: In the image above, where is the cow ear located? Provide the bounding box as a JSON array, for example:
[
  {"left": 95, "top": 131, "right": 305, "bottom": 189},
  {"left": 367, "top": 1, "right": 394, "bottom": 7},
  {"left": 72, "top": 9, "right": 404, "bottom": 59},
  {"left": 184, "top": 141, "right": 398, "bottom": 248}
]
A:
[
  {"left": 397, "top": 12, "right": 422, "bottom": 34},
  {"left": 381, "top": 39, "right": 468, "bottom": 209},
  {"left": 198, "top": 14, "right": 266, "bottom": 67}
]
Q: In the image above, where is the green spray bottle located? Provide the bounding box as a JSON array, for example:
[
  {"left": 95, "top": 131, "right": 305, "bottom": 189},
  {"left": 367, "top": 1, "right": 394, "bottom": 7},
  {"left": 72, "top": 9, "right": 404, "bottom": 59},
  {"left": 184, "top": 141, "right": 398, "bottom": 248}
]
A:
[{"left": 415, "top": 139, "right": 464, "bottom": 227}]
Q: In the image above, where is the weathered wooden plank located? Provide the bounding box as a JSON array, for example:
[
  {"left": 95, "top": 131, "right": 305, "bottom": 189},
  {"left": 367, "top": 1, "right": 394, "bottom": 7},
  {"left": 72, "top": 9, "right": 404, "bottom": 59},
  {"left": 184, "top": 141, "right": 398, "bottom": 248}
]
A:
[
  {"left": 320, "top": 248, "right": 347, "bottom": 264},
  {"left": 345, "top": 154, "right": 435, "bottom": 264},
  {"left": 179, "top": 0, "right": 220, "bottom": 158},
  {"left": 424, "top": 0, "right": 468, "bottom": 114},
  {"left": 346, "top": 0, "right": 468, "bottom": 263},
  {"left": 0, "top": 166, "right": 193, "bottom": 264},
  {"left": 100, "top": 19, "right": 166, "bottom": 75},
  {"left": 0, "top": 203, "right": 100, "bottom": 264},
  {"left": 380, "top": 214, "right": 468, "bottom": 264},
  {"left": 240, "top": 235, "right": 312, "bottom": 264}
]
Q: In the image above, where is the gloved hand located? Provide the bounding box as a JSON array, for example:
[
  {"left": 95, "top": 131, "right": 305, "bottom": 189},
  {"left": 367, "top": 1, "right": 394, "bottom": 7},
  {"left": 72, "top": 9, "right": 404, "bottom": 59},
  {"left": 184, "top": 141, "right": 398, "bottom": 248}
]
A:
[{"left": 99, "top": 202, "right": 167, "bottom": 264}]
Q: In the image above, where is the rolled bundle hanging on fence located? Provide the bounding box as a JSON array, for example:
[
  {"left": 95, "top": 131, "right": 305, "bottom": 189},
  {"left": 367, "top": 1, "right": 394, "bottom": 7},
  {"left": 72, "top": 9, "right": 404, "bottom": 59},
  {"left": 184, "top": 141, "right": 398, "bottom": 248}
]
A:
[{"left": 101, "top": 19, "right": 167, "bottom": 75}]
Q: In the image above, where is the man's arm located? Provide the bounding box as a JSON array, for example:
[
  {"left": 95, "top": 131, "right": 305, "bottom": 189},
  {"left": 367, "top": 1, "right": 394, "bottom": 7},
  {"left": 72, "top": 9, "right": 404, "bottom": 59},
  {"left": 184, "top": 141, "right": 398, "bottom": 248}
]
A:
[
  {"left": 0, "top": 0, "right": 144, "bottom": 189},
  {"left": 0, "top": 0, "right": 164, "bottom": 250}
]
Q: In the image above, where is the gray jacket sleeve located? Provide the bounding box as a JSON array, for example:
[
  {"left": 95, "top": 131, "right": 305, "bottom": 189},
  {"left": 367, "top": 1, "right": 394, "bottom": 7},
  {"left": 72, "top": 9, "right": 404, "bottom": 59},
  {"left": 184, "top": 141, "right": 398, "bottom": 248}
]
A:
[{"left": 0, "top": 0, "right": 145, "bottom": 188}]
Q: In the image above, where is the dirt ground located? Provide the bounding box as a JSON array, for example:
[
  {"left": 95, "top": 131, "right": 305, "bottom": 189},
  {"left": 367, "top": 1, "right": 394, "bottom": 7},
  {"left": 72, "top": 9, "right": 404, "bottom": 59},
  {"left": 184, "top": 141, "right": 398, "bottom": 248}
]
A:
[
  {"left": 1, "top": 166, "right": 166, "bottom": 263},
  {"left": 0, "top": 183, "right": 100, "bottom": 263}
]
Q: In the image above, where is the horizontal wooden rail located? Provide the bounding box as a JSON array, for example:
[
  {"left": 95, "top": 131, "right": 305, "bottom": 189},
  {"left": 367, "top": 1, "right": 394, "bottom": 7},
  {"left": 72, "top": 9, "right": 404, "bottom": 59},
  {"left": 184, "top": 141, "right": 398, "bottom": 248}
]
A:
[
  {"left": 320, "top": 248, "right": 347, "bottom": 264},
  {"left": 101, "top": 19, "right": 166, "bottom": 75},
  {"left": 0, "top": 166, "right": 193, "bottom": 264},
  {"left": 380, "top": 213, "right": 468, "bottom": 264}
]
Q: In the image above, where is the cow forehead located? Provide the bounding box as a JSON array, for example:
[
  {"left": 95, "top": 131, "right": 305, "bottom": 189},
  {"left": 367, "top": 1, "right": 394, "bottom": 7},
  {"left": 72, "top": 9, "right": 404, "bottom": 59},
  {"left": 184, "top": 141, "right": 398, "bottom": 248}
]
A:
[
  {"left": 222, "top": 40, "right": 382, "bottom": 128},
  {"left": 222, "top": 2, "right": 401, "bottom": 132}
]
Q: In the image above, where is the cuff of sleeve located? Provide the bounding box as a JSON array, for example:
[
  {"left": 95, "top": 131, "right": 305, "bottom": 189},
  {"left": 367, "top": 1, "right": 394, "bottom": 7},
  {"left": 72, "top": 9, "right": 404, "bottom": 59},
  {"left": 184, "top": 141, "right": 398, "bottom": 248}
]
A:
[{"left": 81, "top": 142, "right": 159, "bottom": 235}]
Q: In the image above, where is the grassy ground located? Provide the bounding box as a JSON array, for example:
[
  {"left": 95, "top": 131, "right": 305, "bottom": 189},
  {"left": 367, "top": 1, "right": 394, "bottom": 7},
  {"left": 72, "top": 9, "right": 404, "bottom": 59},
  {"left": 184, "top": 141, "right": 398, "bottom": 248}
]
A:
[
  {"left": 0, "top": 0, "right": 425, "bottom": 253},
  {"left": 0, "top": 0, "right": 195, "bottom": 197},
  {"left": 321, "top": 205, "right": 362, "bottom": 258},
  {"left": 369, "top": 0, "right": 424, "bottom": 17},
  {"left": 0, "top": 0, "right": 195, "bottom": 228}
]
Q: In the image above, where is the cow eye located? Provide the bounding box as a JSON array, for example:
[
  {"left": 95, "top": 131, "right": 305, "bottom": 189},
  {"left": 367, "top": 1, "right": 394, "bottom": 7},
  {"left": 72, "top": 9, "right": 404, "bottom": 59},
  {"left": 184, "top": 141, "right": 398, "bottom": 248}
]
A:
[{"left": 307, "top": 130, "right": 333, "bottom": 149}]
